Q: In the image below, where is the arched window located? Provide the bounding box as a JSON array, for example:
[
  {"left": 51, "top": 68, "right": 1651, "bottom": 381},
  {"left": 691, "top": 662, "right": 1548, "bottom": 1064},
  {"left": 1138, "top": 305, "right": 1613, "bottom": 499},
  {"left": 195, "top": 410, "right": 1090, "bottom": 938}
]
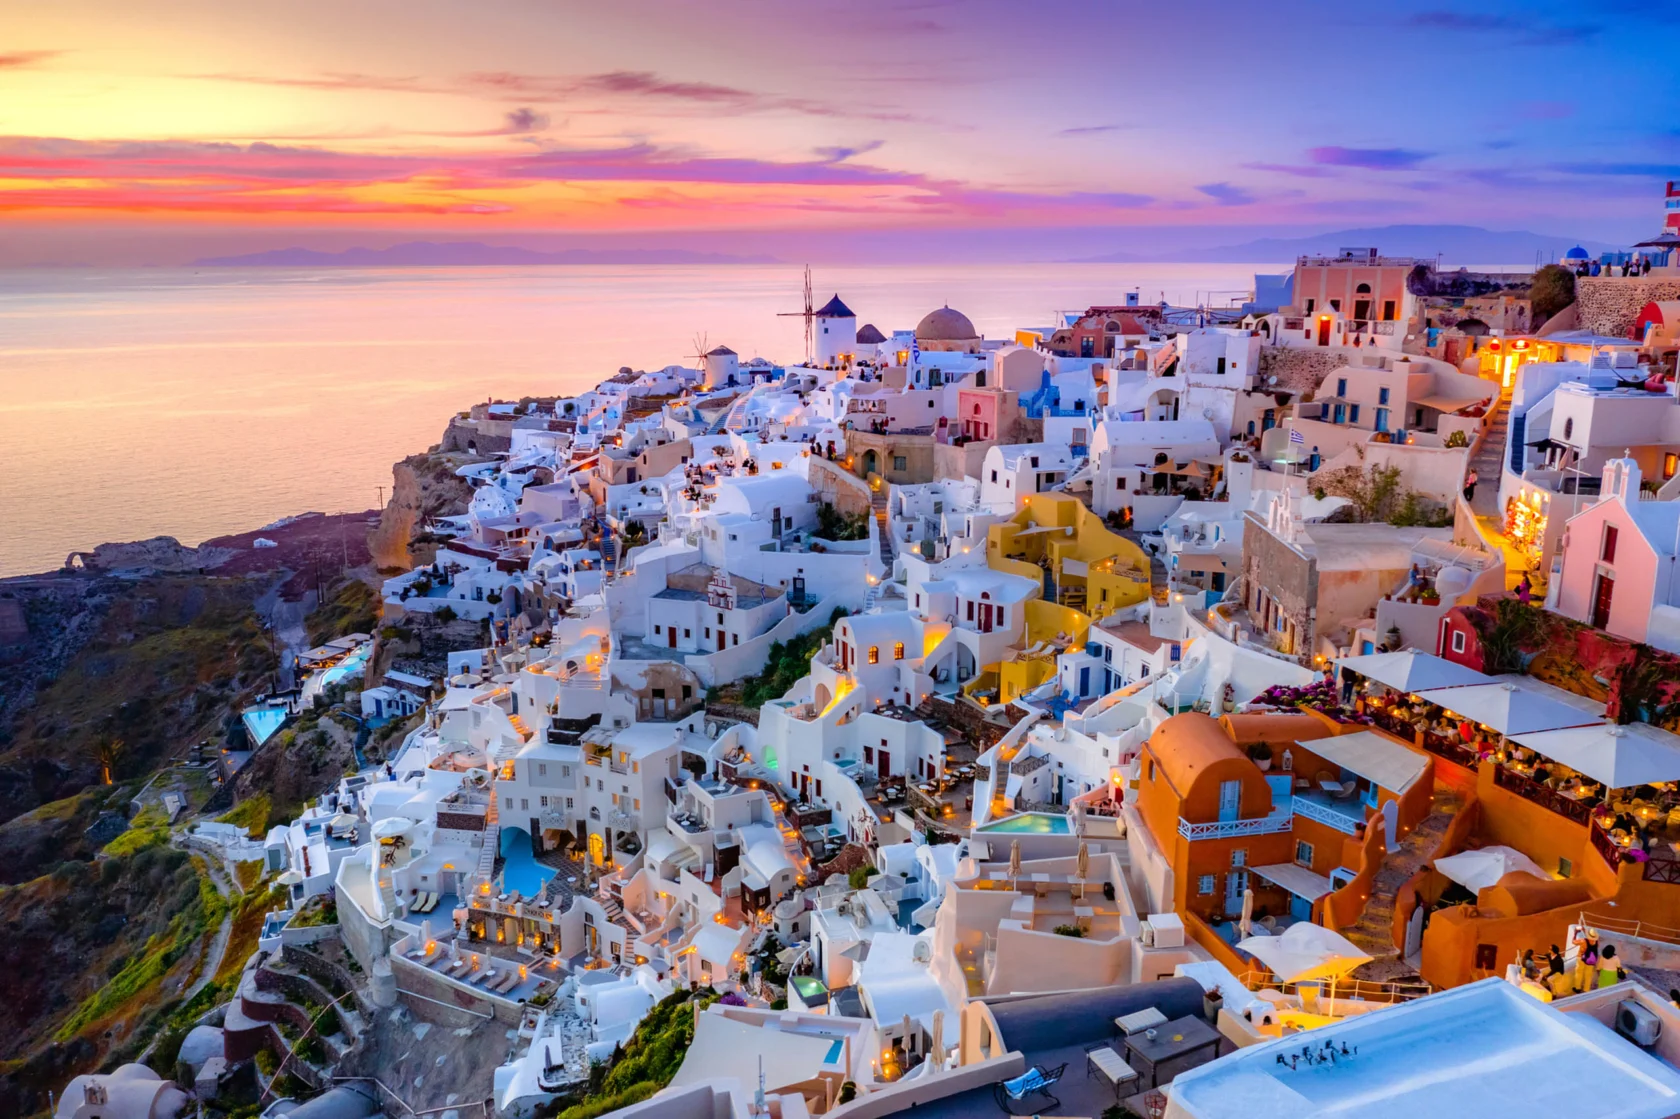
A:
[
  {"left": 868, "top": 646, "right": 880, "bottom": 664},
  {"left": 1355, "top": 283, "right": 1372, "bottom": 294},
  {"left": 589, "top": 806, "right": 601, "bottom": 820},
  {"left": 893, "top": 642, "right": 905, "bottom": 660}
]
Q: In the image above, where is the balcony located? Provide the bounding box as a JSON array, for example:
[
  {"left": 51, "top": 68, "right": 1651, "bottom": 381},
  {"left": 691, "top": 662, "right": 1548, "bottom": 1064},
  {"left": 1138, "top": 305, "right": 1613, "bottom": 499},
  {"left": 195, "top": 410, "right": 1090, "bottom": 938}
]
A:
[
  {"left": 1291, "top": 794, "right": 1364, "bottom": 836},
  {"left": 1492, "top": 764, "right": 1590, "bottom": 825},
  {"left": 1178, "top": 814, "right": 1292, "bottom": 840}
]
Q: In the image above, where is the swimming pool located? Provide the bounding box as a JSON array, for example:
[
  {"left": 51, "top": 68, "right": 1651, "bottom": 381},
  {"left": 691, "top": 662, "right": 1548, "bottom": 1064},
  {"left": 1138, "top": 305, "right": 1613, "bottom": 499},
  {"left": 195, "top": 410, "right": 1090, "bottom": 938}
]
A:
[
  {"left": 977, "top": 812, "right": 1072, "bottom": 834},
  {"left": 317, "top": 645, "right": 372, "bottom": 689},
  {"left": 498, "top": 826, "right": 556, "bottom": 897},
  {"left": 242, "top": 706, "right": 289, "bottom": 746}
]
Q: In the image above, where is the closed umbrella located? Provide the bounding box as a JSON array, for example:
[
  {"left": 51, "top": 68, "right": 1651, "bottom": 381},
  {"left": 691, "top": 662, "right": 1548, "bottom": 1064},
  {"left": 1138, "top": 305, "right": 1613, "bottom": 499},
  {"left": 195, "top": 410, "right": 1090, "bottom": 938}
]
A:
[
  {"left": 929, "top": 1010, "right": 944, "bottom": 1074},
  {"left": 1075, "top": 841, "right": 1089, "bottom": 901},
  {"left": 1008, "top": 839, "right": 1021, "bottom": 886},
  {"left": 1239, "top": 888, "right": 1255, "bottom": 939}
]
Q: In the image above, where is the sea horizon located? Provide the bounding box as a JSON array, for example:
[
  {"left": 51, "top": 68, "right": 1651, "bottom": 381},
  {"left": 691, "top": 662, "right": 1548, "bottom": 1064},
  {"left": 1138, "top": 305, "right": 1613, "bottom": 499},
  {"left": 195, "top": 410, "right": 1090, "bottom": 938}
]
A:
[{"left": 2, "top": 261, "right": 1287, "bottom": 574}]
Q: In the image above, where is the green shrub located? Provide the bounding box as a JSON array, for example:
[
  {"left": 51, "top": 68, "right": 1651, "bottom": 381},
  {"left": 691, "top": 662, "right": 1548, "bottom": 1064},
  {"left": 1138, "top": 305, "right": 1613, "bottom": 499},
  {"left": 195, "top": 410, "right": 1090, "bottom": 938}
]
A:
[{"left": 1053, "top": 924, "right": 1086, "bottom": 938}]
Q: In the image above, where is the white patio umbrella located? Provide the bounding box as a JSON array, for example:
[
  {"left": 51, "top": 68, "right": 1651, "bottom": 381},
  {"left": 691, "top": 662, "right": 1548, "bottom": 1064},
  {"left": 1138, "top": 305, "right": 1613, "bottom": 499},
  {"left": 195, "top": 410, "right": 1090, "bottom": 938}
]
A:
[
  {"left": 1413, "top": 681, "right": 1598, "bottom": 736},
  {"left": 1433, "top": 846, "right": 1547, "bottom": 894},
  {"left": 929, "top": 1009, "right": 945, "bottom": 1074},
  {"left": 1008, "top": 839, "right": 1021, "bottom": 887},
  {"left": 276, "top": 869, "right": 304, "bottom": 887},
  {"left": 1509, "top": 722, "right": 1680, "bottom": 789},
  {"left": 1237, "top": 922, "right": 1371, "bottom": 1006},
  {"left": 1238, "top": 888, "right": 1255, "bottom": 939},
  {"left": 1336, "top": 649, "right": 1487, "bottom": 693}
]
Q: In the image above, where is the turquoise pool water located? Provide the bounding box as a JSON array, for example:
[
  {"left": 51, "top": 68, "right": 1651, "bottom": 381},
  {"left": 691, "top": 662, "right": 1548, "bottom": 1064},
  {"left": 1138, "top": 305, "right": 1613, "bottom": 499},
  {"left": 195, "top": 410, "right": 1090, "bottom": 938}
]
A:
[
  {"left": 977, "top": 812, "right": 1071, "bottom": 834},
  {"left": 498, "top": 826, "right": 556, "bottom": 897},
  {"left": 318, "top": 645, "right": 371, "bottom": 689},
  {"left": 242, "top": 706, "right": 288, "bottom": 746}
]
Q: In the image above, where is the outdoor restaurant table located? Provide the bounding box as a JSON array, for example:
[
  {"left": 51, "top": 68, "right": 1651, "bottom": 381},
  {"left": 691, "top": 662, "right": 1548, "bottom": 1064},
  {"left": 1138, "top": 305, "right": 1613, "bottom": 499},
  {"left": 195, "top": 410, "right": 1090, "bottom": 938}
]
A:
[{"left": 1124, "top": 1015, "right": 1222, "bottom": 1088}]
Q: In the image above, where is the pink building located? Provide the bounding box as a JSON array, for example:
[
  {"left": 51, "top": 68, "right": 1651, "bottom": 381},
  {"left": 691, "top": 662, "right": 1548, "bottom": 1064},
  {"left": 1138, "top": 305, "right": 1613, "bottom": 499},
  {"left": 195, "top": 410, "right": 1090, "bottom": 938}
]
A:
[
  {"left": 957, "top": 387, "right": 1005, "bottom": 441},
  {"left": 1552, "top": 458, "right": 1680, "bottom": 648}
]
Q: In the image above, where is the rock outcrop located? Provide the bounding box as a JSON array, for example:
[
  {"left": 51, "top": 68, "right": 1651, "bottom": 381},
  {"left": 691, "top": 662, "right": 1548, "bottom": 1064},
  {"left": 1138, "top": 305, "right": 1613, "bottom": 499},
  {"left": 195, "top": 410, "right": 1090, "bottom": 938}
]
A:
[{"left": 368, "top": 450, "right": 482, "bottom": 571}]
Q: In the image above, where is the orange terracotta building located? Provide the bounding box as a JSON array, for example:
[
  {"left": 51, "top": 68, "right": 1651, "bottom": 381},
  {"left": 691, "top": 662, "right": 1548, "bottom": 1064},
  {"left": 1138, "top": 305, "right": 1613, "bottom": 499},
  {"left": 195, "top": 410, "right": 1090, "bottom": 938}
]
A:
[{"left": 1130, "top": 711, "right": 1435, "bottom": 961}]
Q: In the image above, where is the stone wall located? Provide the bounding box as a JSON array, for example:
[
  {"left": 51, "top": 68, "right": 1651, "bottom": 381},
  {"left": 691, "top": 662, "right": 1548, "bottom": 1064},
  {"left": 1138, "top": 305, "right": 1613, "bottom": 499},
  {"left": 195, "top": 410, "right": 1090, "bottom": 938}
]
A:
[
  {"left": 390, "top": 953, "right": 517, "bottom": 1024},
  {"left": 1256, "top": 347, "right": 1346, "bottom": 397},
  {"left": 1241, "top": 515, "right": 1317, "bottom": 649},
  {"left": 806, "top": 456, "right": 874, "bottom": 516},
  {"left": 1575, "top": 277, "right": 1680, "bottom": 339}
]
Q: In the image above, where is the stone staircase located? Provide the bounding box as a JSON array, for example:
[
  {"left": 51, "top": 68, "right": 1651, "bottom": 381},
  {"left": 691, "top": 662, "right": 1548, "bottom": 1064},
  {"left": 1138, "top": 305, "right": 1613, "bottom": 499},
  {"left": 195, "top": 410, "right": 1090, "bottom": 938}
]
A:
[
  {"left": 1345, "top": 786, "right": 1463, "bottom": 982},
  {"left": 475, "top": 795, "right": 501, "bottom": 885},
  {"left": 1468, "top": 385, "right": 1512, "bottom": 519}
]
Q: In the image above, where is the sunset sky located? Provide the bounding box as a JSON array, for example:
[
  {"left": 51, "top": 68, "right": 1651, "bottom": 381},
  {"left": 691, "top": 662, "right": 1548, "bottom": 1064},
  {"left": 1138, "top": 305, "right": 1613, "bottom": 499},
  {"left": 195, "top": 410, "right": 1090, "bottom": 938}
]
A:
[{"left": 2, "top": 0, "right": 1675, "bottom": 263}]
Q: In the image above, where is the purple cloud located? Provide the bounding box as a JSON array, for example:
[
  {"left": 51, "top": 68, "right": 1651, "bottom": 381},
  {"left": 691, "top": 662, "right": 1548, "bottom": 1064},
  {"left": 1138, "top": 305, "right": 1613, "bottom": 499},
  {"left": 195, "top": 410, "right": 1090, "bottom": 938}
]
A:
[
  {"left": 1309, "top": 146, "right": 1432, "bottom": 171},
  {"left": 1057, "top": 124, "right": 1131, "bottom": 136},
  {"left": 1520, "top": 100, "right": 1575, "bottom": 120},
  {"left": 1407, "top": 11, "right": 1602, "bottom": 45},
  {"left": 502, "top": 108, "right": 550, "bottom": 134},
  {"left": 1195, "top": 182, "right": 1256, "bottom": 206},
  {"left": 1241, "top": 161, "right": 1335, "bottom": 179}
]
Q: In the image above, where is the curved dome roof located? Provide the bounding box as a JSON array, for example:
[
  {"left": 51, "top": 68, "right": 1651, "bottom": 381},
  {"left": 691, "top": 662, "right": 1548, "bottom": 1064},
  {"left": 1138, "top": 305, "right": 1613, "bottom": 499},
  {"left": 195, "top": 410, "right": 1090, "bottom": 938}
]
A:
[
  {"left": 915, "top": 305, "right": 978, "bottom": 342},
  {"left": 1564, "top": 245, "right": 1590, "bottom": 260}
]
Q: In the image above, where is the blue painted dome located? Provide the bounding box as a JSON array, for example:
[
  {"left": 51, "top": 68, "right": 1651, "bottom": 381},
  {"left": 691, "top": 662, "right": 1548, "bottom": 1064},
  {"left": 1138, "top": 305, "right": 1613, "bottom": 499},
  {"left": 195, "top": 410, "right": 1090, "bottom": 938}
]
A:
[{"left": 1564, "top": 245, "right": 1590, "bottom": 260}]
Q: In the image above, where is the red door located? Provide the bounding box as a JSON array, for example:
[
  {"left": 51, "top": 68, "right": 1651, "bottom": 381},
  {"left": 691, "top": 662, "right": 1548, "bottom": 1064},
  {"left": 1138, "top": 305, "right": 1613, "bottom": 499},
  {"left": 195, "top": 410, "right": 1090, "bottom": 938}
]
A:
[
  {"left": 979, "top": 603, "right": 994, "bottom": 633},
  {"left": 717, "top": 630, "right": 727, "bottom": 651},
  {"left": 877, "top": 750, "right": 890, "bottom": 779},
  {"left": 1317, "top": 317, "right": 1331, "bottom": 346},
  {"left": 667, "top": 627, "right": 677, "bottom": 648},
  {"left": 1592, "top": 574, "right": 1615, "bottom": 629}
]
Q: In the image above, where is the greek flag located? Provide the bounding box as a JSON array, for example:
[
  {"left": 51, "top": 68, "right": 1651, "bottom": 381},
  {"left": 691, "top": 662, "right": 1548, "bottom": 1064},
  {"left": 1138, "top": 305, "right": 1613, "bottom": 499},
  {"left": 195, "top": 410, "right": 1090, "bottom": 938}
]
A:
[
  {"left": 909, "top": 336, "right": 920, "bottom": 368},
  {"left": 1289, "top": 428, "right": 1305, "bottom": 445}
]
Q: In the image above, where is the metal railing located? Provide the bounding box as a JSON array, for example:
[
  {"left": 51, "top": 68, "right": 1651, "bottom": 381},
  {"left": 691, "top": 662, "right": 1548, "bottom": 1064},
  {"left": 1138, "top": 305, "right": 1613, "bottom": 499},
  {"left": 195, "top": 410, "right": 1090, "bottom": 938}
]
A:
[
  {"left": 1291, "top": 796, "right": 1364, "bottom": 836},
  {"left": 1492, "top": 765, "right": 1590, "bottom": 825},
  {"left": 1178, "top": 814, "right": 1293, "bottom": 840}
]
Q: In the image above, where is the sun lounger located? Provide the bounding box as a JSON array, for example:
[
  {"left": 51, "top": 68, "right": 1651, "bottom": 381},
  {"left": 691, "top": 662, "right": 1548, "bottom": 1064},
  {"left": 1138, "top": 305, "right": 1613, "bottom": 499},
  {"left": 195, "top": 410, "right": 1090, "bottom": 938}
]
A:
[{"left": 994, "top": 1063, "right": 1066, "bottom": 1115}]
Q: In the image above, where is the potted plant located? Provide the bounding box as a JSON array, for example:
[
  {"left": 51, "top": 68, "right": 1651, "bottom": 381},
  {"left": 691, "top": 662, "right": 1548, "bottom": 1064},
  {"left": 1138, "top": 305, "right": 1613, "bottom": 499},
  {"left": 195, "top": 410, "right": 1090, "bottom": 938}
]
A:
[
  {"left": 1248, "top": 742, "right": 1275, "bottom": 771},
  {"left": 1204, "top": 984, "right": 1225, "bottom": 1022}
]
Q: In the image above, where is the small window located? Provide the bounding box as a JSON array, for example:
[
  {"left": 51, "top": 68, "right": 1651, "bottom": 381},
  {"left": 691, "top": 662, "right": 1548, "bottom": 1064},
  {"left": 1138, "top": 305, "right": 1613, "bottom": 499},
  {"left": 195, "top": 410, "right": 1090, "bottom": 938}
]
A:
[
  {"left": 1563, "top": 417, "right": 1574, "bottom": 441},
  {"left": 1348, "top": 404, "right": 1361, "bottom": 425},
  {"left": 520, "top": 798, "right": 529, "bottom": 811},
  {"left": 732, "top": 633, "right": 739, "bottom": 646},
  {"left": 1231, "top": 848, "right": 1247, "bottom": 868},
  {"left": 990, "top": 469, "right": 998, "bottom": 482},
  {"left": 1336, "top": 378, "right": 1347, "bottom": 397},
  {"left": 1666, "top": 453, "right": 1678, "bottom": 480},
  {"left": 1295, "top": 840, "right": 1315, "bottom": 867},
  {"left": 1557, "top": 857, "right": 1572, "bottom": 879},
  {"left": 540, "top": 795, "right": 548, "bottom": 807},
  {"left": 893, "top": 455, "right": 907, "bottom": 471},
  {"left": 538, "top": 763, "right": 547, "bottom": 776},
  {"left": 654, "top": 624, "right": 662, "bottom": 634},
  {"left": 505, "top": 796, "right": 513, "bottom": 809},
  {"left": 1305, "top": 298, "right": 1315, "bottom": 313},
  {"left": 1197, "top": 875, "right": 1216, "bottom": 896},
  {"left": 1383, "top": 299, "right": 1396, "bottom": 321},
  {"left": 894, "top": 641, "right": 905, "bottom": 660},
  {"left": 1603, "top": 525, "right": 1619, "bottom": 563},
  {"left": 1451, "top": 629, "right": 1466, "bottom": 654},
  {"left": 868, "top": 645, "right": 880, "bottom": 664},
  {"left": 1474, "top": 943, "right": 1500, "bottom": 971},
  {"left": 1378, "top": 387, "right": 1390, "bottom": 405}
]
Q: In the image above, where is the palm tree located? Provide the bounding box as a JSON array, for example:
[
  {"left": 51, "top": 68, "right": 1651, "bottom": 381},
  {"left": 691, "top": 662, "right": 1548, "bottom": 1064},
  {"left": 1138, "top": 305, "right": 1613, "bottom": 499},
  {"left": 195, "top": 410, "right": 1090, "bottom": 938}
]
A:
[{"left": 91, "top": 735, "right": 125, "bottom": 785}]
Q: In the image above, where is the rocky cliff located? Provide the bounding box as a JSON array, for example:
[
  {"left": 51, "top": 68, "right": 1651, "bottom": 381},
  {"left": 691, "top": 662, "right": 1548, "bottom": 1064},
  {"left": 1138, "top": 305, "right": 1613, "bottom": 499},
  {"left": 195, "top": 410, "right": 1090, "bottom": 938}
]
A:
[
  {"left": 368, "top": 449, "right": 483, "bottom": 571},
  {"left": 1576, "top": 276, "right": 1680, "bottom": 339}
]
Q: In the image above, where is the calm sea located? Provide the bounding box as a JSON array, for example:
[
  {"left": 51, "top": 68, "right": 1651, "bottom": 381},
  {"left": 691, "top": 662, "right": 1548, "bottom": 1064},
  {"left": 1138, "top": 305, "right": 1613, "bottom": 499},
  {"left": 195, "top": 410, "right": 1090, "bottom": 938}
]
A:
[{"left": 0, "top": 263, "right": 1268, "bottom": 575}]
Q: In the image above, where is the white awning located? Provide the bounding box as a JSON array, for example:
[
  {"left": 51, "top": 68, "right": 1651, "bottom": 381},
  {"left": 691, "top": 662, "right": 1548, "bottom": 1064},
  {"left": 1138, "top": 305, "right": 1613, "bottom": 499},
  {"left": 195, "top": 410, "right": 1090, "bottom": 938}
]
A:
[
  {"left": 671, "top": 1011, "right": 842, "bottom": 1092},
  {"left": 1336, "top": 649, "right": 1487, "bottom": 693},
  {"left": 1413, "top": 393, "right": 1492, "bottom": 414},
  {"left": 1297, "top": 730, "right": 1430, "bottom": 795},
  {"left": 1509, "top": 721, "right": 1680, "bottom": 788},
  {"left": 1414, "top": 679, "right": 1602, "bottom": 735},
  {"left": 1249, "top": 862, "right": 1335, "bottom": 902}
]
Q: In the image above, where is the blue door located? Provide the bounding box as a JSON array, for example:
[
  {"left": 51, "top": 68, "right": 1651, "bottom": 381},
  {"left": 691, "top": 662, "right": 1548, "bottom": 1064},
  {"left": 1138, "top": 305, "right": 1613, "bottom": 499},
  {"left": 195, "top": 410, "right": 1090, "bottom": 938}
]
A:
[
  {"left": 1079, "top": 666, "right": 1090, "bottom": 696},
  {"left": 1218, "top": 780, "right": 1241, "bottom": 823},
  {"left": 1290, "top": 893, "right": 1314, "bottom": 921}
]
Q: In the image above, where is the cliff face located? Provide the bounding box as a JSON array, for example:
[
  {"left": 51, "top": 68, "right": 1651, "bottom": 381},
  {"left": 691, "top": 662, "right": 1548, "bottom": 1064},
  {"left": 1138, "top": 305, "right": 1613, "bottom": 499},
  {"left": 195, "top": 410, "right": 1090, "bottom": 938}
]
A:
[{"left": 368, "top": 449, "right": 483, "bottom": 571}]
